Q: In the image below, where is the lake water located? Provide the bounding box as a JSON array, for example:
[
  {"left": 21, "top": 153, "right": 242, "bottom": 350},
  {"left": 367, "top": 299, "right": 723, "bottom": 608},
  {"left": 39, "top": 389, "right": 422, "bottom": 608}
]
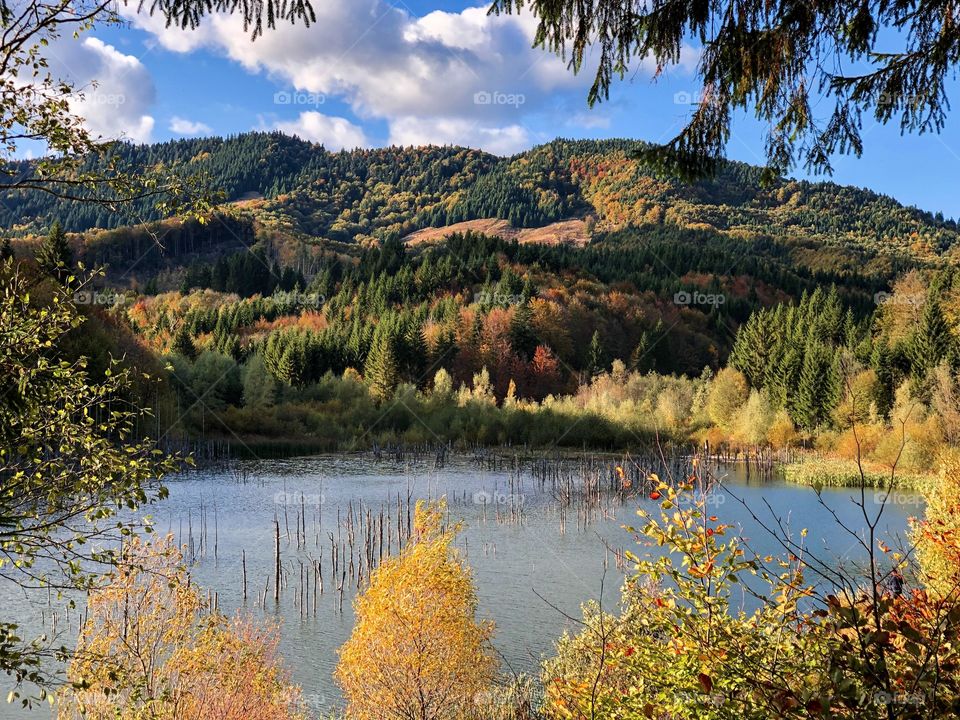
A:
[{"left": 1, "top": 453, "right": 924, "bottom": 718}]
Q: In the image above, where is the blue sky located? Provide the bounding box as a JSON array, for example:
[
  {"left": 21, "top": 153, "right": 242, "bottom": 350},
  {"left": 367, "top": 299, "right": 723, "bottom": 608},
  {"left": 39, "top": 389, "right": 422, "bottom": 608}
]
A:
[{"left": 51, "top": 0, "right": 960, "bottom": 219}]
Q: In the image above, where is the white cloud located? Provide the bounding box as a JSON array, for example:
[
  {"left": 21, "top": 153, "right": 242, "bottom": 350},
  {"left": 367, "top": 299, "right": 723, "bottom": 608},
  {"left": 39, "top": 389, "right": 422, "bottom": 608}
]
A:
[
  {"left": 124, "top": 1, "right": 697, "bottom": 151},
  {"left": 272, "top": 111, "right": 368, "bottom": 150},
  {"left": 47, "top": 36, "right": 156, "bottom": 143},
  {"left": 389, "top": 117, "right": 529, "bottom": 156},
  {"left": 124, "top": 1, "right": 601, "bottom": 150},
  {"left": 170, "top": 116, "right": 212, "bottom": 135}
]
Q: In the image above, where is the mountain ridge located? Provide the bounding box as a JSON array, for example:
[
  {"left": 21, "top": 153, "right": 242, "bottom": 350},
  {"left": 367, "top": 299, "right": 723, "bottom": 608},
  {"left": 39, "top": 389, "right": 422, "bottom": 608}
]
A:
[{"left": 3, "top": 133, "right": 956, "bottom": 268}]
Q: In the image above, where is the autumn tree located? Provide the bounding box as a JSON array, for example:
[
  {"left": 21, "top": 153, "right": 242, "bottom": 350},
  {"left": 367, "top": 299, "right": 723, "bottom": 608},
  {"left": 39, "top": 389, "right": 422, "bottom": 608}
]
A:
[
  {"left": 528, "top": 344, "right": 562, "bottom": 401},
  {"left": 546, "top": 460, "right": 960, "bottom": 719},
  {"left": 57, "top": 535, "right": 305, "bottom": 720},
  {"left": 705, "top": 367, "right": 748, "bottom": 429},
  {"left": 336, "top": 500, "right": 498, "bottom": 720}
]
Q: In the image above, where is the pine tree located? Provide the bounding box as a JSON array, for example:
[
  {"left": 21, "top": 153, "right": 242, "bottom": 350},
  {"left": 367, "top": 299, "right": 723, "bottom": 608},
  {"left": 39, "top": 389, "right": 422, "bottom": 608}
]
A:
[
  {"left": 630, "top": 331, "right": 653, "bottom": 373},
  {"left": 793, "top": 342, "right": 832, "bottom": 431},
  {"left": 170, "top": 325, "right": 197, "bottom": 360},
  {"left": 870, "top": 336, "right": 896, "bottom": 418},
  {"left": 36, "top": 221, "right": 73, "bottom": 284},
  {"left": 586, "top": 330, "right": 605, "bottom": 376},
  {"left": 364, "top": 332, "right": 398, "bottom": 402},
  {"left": 910, "top": 296, "right": 953, "bottom": 399},
  {"left": 509, "top": 302, "right": 538, "bottom": 360}
]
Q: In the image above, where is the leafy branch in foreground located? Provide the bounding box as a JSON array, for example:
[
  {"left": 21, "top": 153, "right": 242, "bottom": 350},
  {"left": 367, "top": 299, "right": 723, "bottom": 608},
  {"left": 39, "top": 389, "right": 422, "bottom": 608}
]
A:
[
  {"left": 544, "top": 452, "right": 960, "bottom": 718},
  {"left": 0, "top": 262, "right": 183, "bottom": 702},
  {"left": 490, "top": 0, "right": 960, "bottom": 183}
]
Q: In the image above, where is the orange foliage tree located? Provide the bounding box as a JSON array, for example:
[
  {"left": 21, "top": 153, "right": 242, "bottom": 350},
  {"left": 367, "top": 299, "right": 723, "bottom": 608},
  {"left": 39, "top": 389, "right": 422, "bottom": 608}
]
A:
[
  {"left": 335, "top": 499, "right": 498, "bottom": 720},
  {"left": 57, "top": 535, "right": 305, "bottom": 720}
]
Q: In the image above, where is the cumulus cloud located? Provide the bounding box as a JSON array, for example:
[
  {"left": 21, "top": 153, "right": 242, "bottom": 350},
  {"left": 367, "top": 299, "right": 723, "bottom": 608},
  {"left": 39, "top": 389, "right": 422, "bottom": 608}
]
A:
[
  {"left": 124, "top": 1, "right": 598, "bottom": 153},
  {"left": 47, "top": 36, "right": 156, "bottom": 143},
  {"left": 272, "top": 111, "right": 368, "bottom": 150},
  {"left": 170, "top": 116, "right": 212, "bottom": 135},
  {"left": 389, "top": 117, "right": 530, "bottom": 155},
  {"left": 124, "top": 0, "right": 697, "bottom": 153}
]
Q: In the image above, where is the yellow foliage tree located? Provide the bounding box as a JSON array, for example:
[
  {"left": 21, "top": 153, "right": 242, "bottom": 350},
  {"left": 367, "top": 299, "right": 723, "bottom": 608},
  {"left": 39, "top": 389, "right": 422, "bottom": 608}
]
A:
[
  {"left": 336, "top": 500, "right": 497, "bottom": 720},
  {"left": 57, "top": 535, "right": 304, "bottom": 720}
]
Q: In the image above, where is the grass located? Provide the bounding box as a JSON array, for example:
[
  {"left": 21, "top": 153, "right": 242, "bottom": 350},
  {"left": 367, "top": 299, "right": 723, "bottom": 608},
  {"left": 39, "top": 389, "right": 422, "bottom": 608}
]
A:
[{"left": 782, "top": 456, "right": 937, "bottom": 494}]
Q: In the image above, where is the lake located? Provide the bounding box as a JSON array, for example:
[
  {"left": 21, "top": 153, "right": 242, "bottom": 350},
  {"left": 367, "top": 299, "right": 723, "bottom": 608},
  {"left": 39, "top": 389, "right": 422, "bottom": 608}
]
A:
[{"left": 1, "top": 452, "right": 923, "bottom": 718}]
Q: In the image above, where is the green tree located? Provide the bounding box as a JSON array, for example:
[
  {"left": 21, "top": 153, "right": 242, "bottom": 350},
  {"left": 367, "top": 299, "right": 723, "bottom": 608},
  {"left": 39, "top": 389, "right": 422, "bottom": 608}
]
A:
[
  {"left": 910, "top": 296, "right": 954, "bottom": 399},
  {"left": 35, "top": 221, "right": 72, "bottom": 283},
  {"left": 364, "top": 331, "right": 398, "bottom": 403},
  {"left": 170, "top": 324, "right": 197, "bottom": 360},
  {"left": 793, "top": 342, "right": 834, "bottom": 430},
  {"left": 586, "top": 329, "right": 606, "bottom": 377}
]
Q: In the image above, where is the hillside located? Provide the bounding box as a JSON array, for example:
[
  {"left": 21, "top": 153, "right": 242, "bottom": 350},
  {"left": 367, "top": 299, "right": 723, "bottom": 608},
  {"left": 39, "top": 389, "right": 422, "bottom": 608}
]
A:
[
  {"left": 11, "top": 133, "right": 960, "bottom": 452},
  {"left": 4, "top": 134, "right": 958, "bottom": 271}
]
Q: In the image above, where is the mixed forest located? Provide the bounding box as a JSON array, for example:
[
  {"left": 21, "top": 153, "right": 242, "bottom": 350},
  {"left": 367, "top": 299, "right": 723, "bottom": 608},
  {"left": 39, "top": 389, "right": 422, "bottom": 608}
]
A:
[
  {"left": 1, "top": 134, "right": 956, "bottom": 478},
  {"left": 7, "top": 131, "right": 960, "bottom": 720}
]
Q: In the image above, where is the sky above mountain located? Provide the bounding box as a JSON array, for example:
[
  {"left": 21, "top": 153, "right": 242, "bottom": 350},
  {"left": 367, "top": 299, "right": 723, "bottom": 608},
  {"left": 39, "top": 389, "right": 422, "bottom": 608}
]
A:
[{"left": 45, "top": 0, "right": 960, "bottom": 219}]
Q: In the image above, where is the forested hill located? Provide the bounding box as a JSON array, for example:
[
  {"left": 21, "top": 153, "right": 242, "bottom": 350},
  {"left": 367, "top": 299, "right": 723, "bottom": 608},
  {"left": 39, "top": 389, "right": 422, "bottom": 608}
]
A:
[{"left": 4, "top": 133, "right": 957, "bottom": 263}]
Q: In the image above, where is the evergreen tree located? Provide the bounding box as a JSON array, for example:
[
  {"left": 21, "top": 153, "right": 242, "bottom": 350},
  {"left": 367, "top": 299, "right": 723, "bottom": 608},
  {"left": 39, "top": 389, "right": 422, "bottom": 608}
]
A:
[
  {"left": 170, "top": 325, "right": 197, "bottom": 360},
  {"left": 870, "top": 336, "right": 896, "bottom": 418},
  {"left": 910, "top": 296, "right": 953, "bottom": 399},
  {"left": 509, "top": 302, "right": 538, "bottom": 360},
  {"left": 793, "top": 342, "right": 833, "bottom": 431},
  {"left": 586, "top": 330, "right": 606, "bottom": 377},
  {"left": 36, "top": 221, "right": 73, "bottom": 283},
  {"left": 364, "top": 332, "right": 398, "bottom": 402},
  {"left": 0, "top": 237, "right": 12, "bottom": 262}
]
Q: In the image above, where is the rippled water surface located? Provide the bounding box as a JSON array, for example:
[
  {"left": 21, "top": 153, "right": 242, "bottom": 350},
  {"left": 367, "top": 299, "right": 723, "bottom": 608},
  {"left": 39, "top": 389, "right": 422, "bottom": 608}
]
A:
[{"left": 1, "top": 454, "right": 923, "bottom": 718}]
